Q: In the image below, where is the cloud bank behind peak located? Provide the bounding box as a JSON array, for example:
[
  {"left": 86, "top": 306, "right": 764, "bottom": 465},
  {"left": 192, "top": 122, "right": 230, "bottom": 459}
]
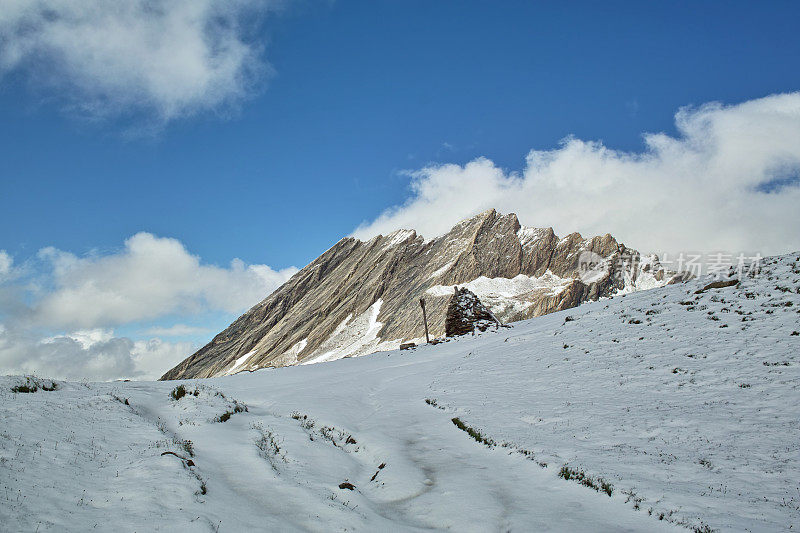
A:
[
  {"left": 354, "top": 92, "right": 800, "bottom": 256},
  {"left": 0, "top": 232, "right": 297, "bottom": 380},
  {"left": 30, "top": 232, "right": 298, "bottom": 330}
]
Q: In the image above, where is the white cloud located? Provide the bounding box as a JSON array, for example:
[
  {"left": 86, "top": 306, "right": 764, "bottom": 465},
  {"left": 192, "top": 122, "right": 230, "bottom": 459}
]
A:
[
  {"left": 142, "top": 324, "right": 212, "bottom": 337},
  {"left": 32, "top": 232, "right": 297, "bottom": 330},
  {"left": 0, "top": 0, "right": 281, "bottom": 122},
  {"left": 0, "top": 250, "right": 11, "bottom": 279},
  {"left": 48, "top": 328, "right": 115, "bottom": 350},
  {"left": 131, "top": 337, "right": 198, "bottom": 381},
  {"left": 0, "top": 232, "right": 297, "bottom": 380},
  {"left": 354, "top": 92, "right": 800, "bottom": 256},
  {"left": 0, "top": 325, "right": 194, "bottom": 381}
]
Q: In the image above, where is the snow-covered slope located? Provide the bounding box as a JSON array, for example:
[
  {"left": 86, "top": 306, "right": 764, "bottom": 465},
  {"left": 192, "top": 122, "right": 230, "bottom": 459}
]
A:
[{"left": 2, "top": 254, "right": 798, "bottom": 532}]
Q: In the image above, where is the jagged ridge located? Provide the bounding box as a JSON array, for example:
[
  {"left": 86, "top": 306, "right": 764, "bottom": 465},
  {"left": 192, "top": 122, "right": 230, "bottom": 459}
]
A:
[{"left": 161, "top": 209, "right": 686, "bottom": 379}]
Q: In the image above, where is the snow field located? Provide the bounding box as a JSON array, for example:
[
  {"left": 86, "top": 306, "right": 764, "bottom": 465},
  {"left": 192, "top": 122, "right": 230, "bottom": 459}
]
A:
[{"left": 2, "top": 253, "right": 798, "bottom": 531}]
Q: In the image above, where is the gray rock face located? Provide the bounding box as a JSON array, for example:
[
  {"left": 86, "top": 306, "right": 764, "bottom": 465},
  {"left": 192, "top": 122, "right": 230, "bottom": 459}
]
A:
[{"left": 161, "top": 209, "right": 685, "bottom": 380}]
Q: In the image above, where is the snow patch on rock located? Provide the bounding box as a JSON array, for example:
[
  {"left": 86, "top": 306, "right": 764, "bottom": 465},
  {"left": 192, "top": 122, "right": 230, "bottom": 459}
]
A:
[
  {"left": 382, "top": 229, "right": 416, "bottom": 250},
  {"left": 427, "top": 272, "right": 572, "bottom": 299},
  {"left": 224, "top": 349, "right": 257, "bottom": 376},
  {"left": 517, "top": 225, "right": 551, "bottom": 245},
  {"left": 302, "top": 300, "right": 401, "bottom": 365},
  {"left": 428, "top": 260, "right": 455, "bottom": 280}
]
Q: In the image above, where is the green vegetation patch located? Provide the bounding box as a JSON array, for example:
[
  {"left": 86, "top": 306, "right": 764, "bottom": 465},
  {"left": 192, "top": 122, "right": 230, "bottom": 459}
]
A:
[
  {"left": 451, "top": 417, "right": 496, "bottom": 446},
  {"left": 558, "top": 465, "right": 613, "bottom": 496}
]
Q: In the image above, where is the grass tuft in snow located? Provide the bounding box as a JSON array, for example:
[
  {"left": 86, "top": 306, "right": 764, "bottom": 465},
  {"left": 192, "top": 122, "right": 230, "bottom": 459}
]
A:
[
  {"left": 178, "top": 439, "right": 195, "bottom": 457},
  {"left": 622, "top": 488, "right": 643, "bottom": 510},
  {"left": 109, "top": 392, "right": 130, "bottom": 405},
  {"left": 170, "top": 384, "right": 187, "bottom": 400},
  {"left": 425, "top": 398, "right": 445, "bottom": 410},
  {"left": 10, "top": 376, "right": 58, "bottom": 393},
  {"left": 252, "top": 423, "right": 286, "bottom": 471},
  {"left": 451, "top": 417, "right": 496, "bottom": 446},
  {"left": 291, "top": 412, "right": 316, "bottom": 432},
  {"left": 215, "top": 402, "right": 247, "bottom": 423},
  {"left": 558, "top": 465, "right": 613, "bottom": 496},
  {"left": 170, "top": 384, "right": 200, "bottom": 401},
  {"left": 290, "top": 413, "right": 358, "bottom": 449}
]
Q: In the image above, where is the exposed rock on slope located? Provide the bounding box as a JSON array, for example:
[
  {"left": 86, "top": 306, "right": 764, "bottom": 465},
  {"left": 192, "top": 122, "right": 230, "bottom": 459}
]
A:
[
  {"left": 444, "top": 287, "right": 500, "bottom": 337},
  {"left": 162, "top": 209, "right": 686, "bottom": 379}
]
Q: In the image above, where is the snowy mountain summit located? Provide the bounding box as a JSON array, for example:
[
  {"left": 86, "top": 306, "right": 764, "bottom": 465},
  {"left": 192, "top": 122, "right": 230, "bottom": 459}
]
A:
[{"left": 162, "top": 209, "right": 688, "bottom": 379}]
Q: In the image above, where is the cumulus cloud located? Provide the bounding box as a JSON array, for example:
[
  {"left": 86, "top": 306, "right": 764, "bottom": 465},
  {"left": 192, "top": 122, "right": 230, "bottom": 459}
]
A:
[
  {"left": 354, "top": 92, "right": 800, "bottom": 256},
  {"left": 131, "top": 336, "right": 199, "bottom": 381},
  {"left": 31, "top": 232, "right": 297, "bottom": 330},
  {"left": 0, "top": 325, "right": 137, "bottom": 381},
  {"left": 0, "top": 325, "right": 194, "bottom": 381},
  {"left": 0, "top": 232, "right": 297, "bottom": 380},
  {"left": 142, "top": 324, "right": 211, "bottom": 337},
  {"left": 0, "top": 0, "right": 280, "bottom": 122},
  {"left": 0, "top": 250, "right": 11, "bottom": 279}
]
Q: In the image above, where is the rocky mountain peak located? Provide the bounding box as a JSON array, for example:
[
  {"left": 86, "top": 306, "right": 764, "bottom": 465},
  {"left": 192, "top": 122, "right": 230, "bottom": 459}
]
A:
[{"left": 161, "top": 211, "right": 686, "bottom": 380}]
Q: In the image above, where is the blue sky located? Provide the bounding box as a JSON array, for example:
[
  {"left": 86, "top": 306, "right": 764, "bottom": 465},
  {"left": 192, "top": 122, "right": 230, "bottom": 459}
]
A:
[
  {"left": 1, "top": 1, "right": 799, "bottom": 380},
  {"left": 2, "top": 1, "right": 799, "bottom": 267}
]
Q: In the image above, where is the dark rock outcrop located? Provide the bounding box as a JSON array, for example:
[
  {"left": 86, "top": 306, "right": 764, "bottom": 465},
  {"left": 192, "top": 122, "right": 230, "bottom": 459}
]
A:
[
  {"left": 445, "top": 287, "right": 499, "bottom": 336},
  {"left": 695, "top": 279, "right": 739, "bottom": 294}
]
